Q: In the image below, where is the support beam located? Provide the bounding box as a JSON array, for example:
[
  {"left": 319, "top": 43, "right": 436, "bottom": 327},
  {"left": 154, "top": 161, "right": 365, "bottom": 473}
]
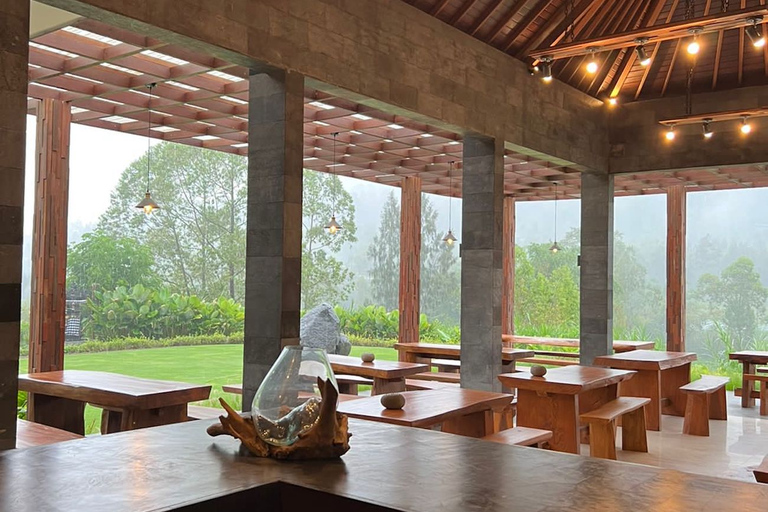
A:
[
  {"left": 0, "top": 0, "right": 30, "bottom": 450},
  {"left": 580, "top": 173, "right": 614, "bottom": 365},
  {"left": 398, "top": 177, "right": 421, "bottom": 346},
  {"left": 666, "top": 185, "right": 686, "bottom": 352},
  {"left": 243, "top": 69, "right": 304, "bottom": 410},
  {"left": 29, "top": 99, "right": 71, "bottom": 376},
  {"left": 460, "top": 135, "right": 504, "bottom": 392},
  {"left": 502, "top": 197, "right": 515, "bottom": 336}
]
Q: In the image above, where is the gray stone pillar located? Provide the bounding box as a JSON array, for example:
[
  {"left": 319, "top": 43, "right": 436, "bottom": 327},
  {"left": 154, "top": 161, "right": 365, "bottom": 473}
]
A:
[
  {"left": 460, "top": 134, "right": 504, "bottom": 392},
  {"left": 243, "top": 70, "right": 304, "bottom": 410},
  {"left": 579, "top": 172, "right": 614, "bottom": 365},
  {"left": 0, "top": 0, "right": 29, "bottom": 450}
]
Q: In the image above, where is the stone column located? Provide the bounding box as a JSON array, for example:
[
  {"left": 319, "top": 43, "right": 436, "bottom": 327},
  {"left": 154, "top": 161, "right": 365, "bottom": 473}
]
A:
[
  {"left": 666, "top": 185, "right": 686, "bottom": 352},
  {"left": 0, "top": 0, "right": 29, "bottom": 450},
  {"left": 579, "top": 173, "right": 614, "bottom": 365},
  {"left": 243, "top": 69, "right": 304, "bottom": 410},
  {"left": 501, "top": 197, "right": 515, "bottom": 336},
  {"left": 29, "top": 99, "right": 71, "bottom": 376},
  {"left": 460, "top": 134, "right": 504, "bottom": 392},
  {"left": 398, "top": 177, "right": 421, "bottom": 347}
]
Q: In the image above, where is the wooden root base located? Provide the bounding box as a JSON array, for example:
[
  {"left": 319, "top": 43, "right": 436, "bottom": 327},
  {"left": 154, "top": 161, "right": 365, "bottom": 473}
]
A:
[{"left": 207, "top": 378, "right": 351, "bottom": 460}]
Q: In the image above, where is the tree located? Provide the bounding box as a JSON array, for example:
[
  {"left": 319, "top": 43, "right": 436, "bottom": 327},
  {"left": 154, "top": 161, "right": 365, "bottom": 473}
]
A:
[
  {"left": 696, "top": 257, "right": 768, "bottom": 348},
  {"left": 301, "top": 170, "right": 357, "bottom": 308},
  {"left": 367, "top": 192, "right": 400, "bottom": 310},
  {"left": 420, "top": 195, "right": 460, "bottom": 324},
  {"left": 67, "top": 231, "right": 159, "bottom": 298},
  {"left": 98, "top": 143, "right": 247, "bottom": 301}
]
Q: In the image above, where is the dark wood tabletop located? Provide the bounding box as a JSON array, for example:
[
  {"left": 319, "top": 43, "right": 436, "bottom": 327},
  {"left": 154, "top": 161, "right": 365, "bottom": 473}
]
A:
[
  {"left": 730, "top": 351, "right": 768, "bottom": 364},
  {"left": 16, "top": 420, "right": 83, "bottom": 449},
  {"left": 393, "top": 342, "right": 535, "bottom": 361},
  {"left": 502, "top": 335, "right": 655, "bottom": 352},
  {"left": 1, "top": 418, "right": 766, "bottom": 511},
  {"left": 498, "top": 365, "right": 636, "bottom": 394},
  {"left": 336, "top": 388, "right": 513, "bottom": 428},
  {"left": 594, "top": 350, "right": 698, "bottom": 371},
  {"left": 326, "top": 354, "right": 428, "bottom": 379},
  {"left": 18, "top": 370, "right": 212, "bottom": 409}
]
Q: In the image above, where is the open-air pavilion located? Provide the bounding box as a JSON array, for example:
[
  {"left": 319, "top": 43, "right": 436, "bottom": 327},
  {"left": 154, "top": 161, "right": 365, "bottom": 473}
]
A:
[{"left": 3, "top": 0, "right": 768, "bottom": 510}]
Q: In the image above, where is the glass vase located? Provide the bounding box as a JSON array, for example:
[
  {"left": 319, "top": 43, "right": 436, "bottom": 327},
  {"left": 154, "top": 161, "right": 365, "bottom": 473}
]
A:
[{"left": 251, "top": 346, "right": 338, "bottom": 446}]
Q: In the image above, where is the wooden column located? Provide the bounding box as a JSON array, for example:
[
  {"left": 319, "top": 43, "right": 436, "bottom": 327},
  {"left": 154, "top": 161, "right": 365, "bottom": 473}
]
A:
[
  {"left": 28, "top": 99, "right": 71, "bottom": 375},
  {"left": 666, "top": 185, "right": 686, "bottom": 352},
  {"left": 502, "top": 197, "right": 515, "bottom": 336},
  {"left": 398, "top": 177, "right": 421, "bottom": 347}
]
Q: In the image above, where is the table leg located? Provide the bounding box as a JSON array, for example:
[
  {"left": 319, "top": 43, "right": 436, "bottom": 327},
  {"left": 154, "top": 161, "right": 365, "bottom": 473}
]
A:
[
  {"left": 516, "top": 389, "right": 579, "bottom": 454},
  {"left": 742, "top": 362, "right": 756, "bottom": 408},
  {"left": 101, "top": 408, "right": 123, "bottom": 434},
  {"left": 442, "top": 410, "right": 493, "bottom": 438},
  {"left": 101, "top": 405, "right": 188, "bottom": 433},
  {"left": 27, "top": 393, "right": 85, "bottom": 436},
  {"left": 618, "top": 370, "right": 661, "bottom": 431},
  {"left": 660, "top": 363, "right": 690, "bottom": 417},
  {"left": 372, "top": 378, "right": 406, "bottom": 396}
]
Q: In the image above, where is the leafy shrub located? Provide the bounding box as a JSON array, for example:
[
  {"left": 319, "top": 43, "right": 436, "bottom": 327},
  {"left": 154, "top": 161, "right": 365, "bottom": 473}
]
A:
[
  {"left": 85, "top": 284, "right": 244, "bottom": 340},
  {"left": 334, "top": 305, "right": 459, "bottom": 343}
]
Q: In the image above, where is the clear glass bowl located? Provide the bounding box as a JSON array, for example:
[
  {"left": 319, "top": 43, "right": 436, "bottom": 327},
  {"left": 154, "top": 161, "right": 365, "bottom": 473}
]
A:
[{"left": 251, "top": 346, "right": 338, "bottom": 446}]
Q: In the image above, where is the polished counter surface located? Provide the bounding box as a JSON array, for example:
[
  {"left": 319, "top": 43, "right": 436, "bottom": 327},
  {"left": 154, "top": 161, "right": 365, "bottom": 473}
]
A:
[{"left": 1, "top": 418, "right": 767, "bottom": 511}]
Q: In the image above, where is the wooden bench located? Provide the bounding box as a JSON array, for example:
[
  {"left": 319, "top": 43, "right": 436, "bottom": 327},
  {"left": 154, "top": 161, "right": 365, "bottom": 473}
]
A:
[
  {"left": 482, "top": 426, "right": 552, "bottom": 448},
  {"left": 16, "top": 419, "right": 83, "bottom": 449},
  {"left": 405, "top": 379, "right": 459, "bottom": 391},
  {"left": 431, "top": 359, "right": 461, "bottom": 373},
  {"left": 336, "top": 374, "right": 373, "bottom": 395},
  {"left": 744, "top": 374, "right": 768, "bottom": 415},
  {"left": 408, "top": 372, "right": 462, "bottom": 384},
  {"left": 754, "top": 455, "right": 768, "bottom": 484},
  {"left": 580, "top": 397, "right": 650, "bottom": 460},
  {"left": 187, "top": 405, "right": 223, "bottom": 421},
  {"left": 679, "top": 376, "right": 729, "bottom": 436}
]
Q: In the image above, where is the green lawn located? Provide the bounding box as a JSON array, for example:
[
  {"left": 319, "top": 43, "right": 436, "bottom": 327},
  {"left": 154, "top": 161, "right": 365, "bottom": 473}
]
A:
[{"left": 19, "top": 344, "right": 399, "bottom": 434}]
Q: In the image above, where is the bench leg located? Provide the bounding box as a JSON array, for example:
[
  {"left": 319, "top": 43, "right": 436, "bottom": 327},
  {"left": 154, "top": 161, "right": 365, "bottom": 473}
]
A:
[
  {"left": 709, "top": 388, "right": 727, "bottom": 421},
  {"left": 443, "top": 410, "right": 494, "bottom": 438},
  {"left": 683, "top": 393, "right": 710, "bottom": 436},
  {"left": 761, "top": 386, "right": 768, "bottom": 416},
  {"left": 28, "top": 394, "right": 85, "bottom": 436},
  {"left": 337, "top": 382, "right": 359, "bottom": 395},
  {"left": 621, "top": 407, "right": 648, "bottom": 452},
  {"left": 588, "top": 421, "right": 617, "bottom": 460}
]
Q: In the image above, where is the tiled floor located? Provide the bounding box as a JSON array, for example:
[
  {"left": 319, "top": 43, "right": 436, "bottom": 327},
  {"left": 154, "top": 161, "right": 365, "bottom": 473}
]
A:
[{"left": 586, "top": 392, "right": 768, "bottom": 483}]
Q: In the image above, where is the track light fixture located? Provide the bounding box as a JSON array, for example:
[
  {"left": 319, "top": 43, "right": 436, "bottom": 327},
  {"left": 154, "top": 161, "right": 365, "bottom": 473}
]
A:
[
  {"left": 746, "top": 16, "right": 766, "bottom": 48},
  {"left": 634, "top": 38, "right": 651, "bottom": 66},
  {"left": 585, "top": 47, "right": 599, "bottom": 74},
  {"left": 741, "top": 116, "right": 752, "bottom": 135},
  {"left": 540, "top": 57, "right": 553, "bottom": 82},
  {"left": 687, "top": 27, "right": 702, "bottom": 55},
  {"left": 702, "top": 119, "right": 713, "bottom": 139}
]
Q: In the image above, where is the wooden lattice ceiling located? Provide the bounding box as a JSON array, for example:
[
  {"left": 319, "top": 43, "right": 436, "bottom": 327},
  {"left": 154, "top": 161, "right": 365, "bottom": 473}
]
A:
[
  {"left": 25, "top": 18, "right": 768, "bottom": 200},
  {"left": 404, "top": 0, "right": 768, "bottom": 102}
]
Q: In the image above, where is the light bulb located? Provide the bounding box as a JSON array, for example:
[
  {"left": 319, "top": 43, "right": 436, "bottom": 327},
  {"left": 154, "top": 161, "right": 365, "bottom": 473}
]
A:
[
  {"left": 586, "top": 60, "right": 598, "bottom": 74},
  {"left": 746, "top": 21, "right": 766, "bottom": 48},
  {"left": 687, "top": 39, "right": 700, "bottom": 55},
  {"left": 446, "top": 238, "right": 454, "bottom": 246},
  {"left": 665, "top": 126, "right": 675, "bottom": 141},
  {"left": 328, "top": 225, "right": 338, "bottom": 234},
  {"left": 635, "top": 45, "right": 651, "bottom": 66},
  {"left": 551, "top": 246, "right": 558, "bottom": 254},
  {"left": 144, "top": 204, "right": 154, "bottom": 215},
  {"left": 741, "top": 120, "right": 752, "bottom": 134},
  {"left": 607, "top": 97, "right": 617, "bottom": 106},
  {"left": 702, "top": 119, "right": 713, "bottom": 139},
  {"left": 542, "top": 75, "right": 552, "bottom": 83}
]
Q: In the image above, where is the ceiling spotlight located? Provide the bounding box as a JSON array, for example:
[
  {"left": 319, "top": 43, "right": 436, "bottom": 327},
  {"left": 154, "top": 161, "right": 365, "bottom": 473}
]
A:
[
  {"left": 687, "top": 28, "right": 702, "bottom": 55},
  {"left": 702, "top": 119, "right": 713, "bottom": 139},
  {"left": 665, "top": 125, "right": 676, "bottom": 141},
  {"left": 634, "top": 38, "right": 651, "bottom": 66},
  {"left": 585, "top": 48, "right": 598, "bottom": 74},
  {"left": 746, "top": 17, "right": 766, "bottom": 48},
  {"left": 741, "top": 116, "right": 752, "bottom": 134},
  {"left": 607, "top": 97, "right": 618, "bottom": 106},
  {"left": 540, "top": 57, "right": 553, "bottom": 82}
]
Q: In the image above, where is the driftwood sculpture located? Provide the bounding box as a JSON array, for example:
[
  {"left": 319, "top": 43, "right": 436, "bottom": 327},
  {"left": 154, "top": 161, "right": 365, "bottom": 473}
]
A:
[{"left": 207, "top": 377, "right": 351, "bottom": 460}]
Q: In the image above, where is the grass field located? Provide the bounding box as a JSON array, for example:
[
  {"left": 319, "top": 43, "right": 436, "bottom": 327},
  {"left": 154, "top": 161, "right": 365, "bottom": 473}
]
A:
[{"left": 19, "top": 344, "right": 398, "bottom": 434}]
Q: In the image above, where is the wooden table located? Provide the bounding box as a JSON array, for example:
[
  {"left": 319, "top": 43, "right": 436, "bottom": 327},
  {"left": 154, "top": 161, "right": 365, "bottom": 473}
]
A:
[
  {"left": 394, "top": 342, "right": 535, "bottom": 371},
  {"left": 594, "top": 350, "right": 697, "bottom": 431},
  {"left": 498, "top": 365, "right": 636, "bottom": 453},
  {"left": 502, "top": 335, "right": 655, "bottom": 353},
  {"left": 19, "top": 370, "right": 212, "bottom": 435},
  {"left": 336, "top": 388, "right": 513, "bottom": 437},
  {"left": 16, "top": 419, "right": 83, "bottom": 449},
  {"left": 729, "top": 351, "right": 768, "bottom": 407},
  {"left": 326, "top": 354, "right": 429, "bottom": 394}
]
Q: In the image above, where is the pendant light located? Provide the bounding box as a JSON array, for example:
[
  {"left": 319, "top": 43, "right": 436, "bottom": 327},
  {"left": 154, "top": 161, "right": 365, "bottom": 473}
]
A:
[
  {"left": 442, "top": 161, "right": 458, "bottom": 246},
  {"left": 324, "top": 132, "right": 343, "bottom": 235},
  {"left": 135, "top": 83, "right": 160, "bottom": 215},
  {"left": 549, "top": 182, "right": 560, "bottom": 254}
]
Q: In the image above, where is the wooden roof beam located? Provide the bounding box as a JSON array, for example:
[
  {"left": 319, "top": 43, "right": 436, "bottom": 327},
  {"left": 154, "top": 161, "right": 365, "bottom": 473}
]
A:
[{"left": 501, "top": 0, "right": 553, "bottom": 52}]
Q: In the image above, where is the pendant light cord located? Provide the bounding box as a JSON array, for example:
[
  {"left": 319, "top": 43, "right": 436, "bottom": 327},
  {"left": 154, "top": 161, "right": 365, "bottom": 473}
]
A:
[
  {"left": 553, "top": 182, "right": 558, "bottom": 243},
  {"left": 146, "top": 83, "right": 155, "bottom": 193},
  {"left": 448, "top": 161, "right": 454, "bottom": 231},
  {"left": 332, "top": 132, "right": 339, "bottom": 217}
]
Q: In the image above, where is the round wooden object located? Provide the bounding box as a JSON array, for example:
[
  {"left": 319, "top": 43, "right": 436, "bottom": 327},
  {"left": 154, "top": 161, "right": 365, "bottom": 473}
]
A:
[
  {"left": 530, "top": 365, "right": 547, "bottom": 377},
  {"left": 361, "top": 352, "right": 375, "bottom": 363},
  {"left": 380, "top": 393, "right": 406, "bottom": 410}
]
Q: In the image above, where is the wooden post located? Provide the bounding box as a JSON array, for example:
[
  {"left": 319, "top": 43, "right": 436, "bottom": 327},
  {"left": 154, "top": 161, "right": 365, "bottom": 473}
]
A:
[
  {"left": 502, "top": 197, "right": 515, "bottom": 336},
  {"left": 666, "top": 185, "right": 686, "bottom": 352},
  {"left": 398, "top": 177, "right": 421, "bottom": 349},
  {"left": 29, "top": 99, "right": 71, "bottom": 375}
]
